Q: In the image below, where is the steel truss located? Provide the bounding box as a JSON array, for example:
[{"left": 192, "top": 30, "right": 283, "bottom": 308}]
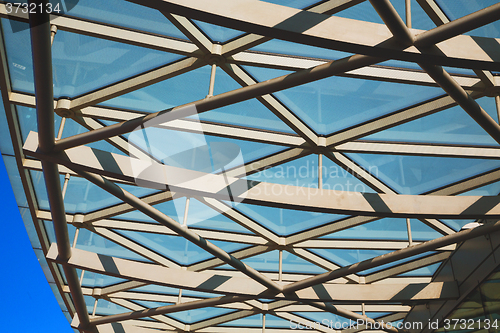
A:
[{"left": 1, "top": 0, "right": 500, "bottom": 332}]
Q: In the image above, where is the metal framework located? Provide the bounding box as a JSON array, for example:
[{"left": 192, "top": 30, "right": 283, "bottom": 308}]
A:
[{"left": 1, "top": 0, "right": 500, "bottom": 332}]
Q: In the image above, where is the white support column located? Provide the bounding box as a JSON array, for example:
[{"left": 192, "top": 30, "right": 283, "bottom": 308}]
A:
[
  {"left": 279, "top": 249, "right": 283, "bottom": 283},
  {"left": 406, "top": 218, "right": 413, "bottom": 247},
  {"left": 495, "top": 95, "right": 500, "bottom": 124},
  {"left": 318, "top": 154, "right": 323, "bottom": 189},
  {"left": 405, "top": 0, "right": 412, "bottom": 28}
]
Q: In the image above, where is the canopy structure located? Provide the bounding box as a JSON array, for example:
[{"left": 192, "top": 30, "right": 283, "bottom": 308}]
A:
[{"left": 1, "top": 0, "right": 500, "bottom": 332}]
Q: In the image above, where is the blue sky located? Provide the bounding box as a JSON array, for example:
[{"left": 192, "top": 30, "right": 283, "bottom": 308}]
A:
[{"left": 0, "top": 156, "right": 74, "bottom": 332}]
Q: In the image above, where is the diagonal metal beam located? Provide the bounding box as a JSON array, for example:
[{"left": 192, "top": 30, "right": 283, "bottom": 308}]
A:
[{"left": 281, "top": 220, "right": 500, "bottom": 293}]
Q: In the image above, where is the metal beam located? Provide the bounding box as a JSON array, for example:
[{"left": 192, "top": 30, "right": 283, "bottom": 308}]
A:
[
  {"left": 128, "top": 0, "right": 500, "bottom": 70},
  {"left": 27, "top": 1, "right": 93, "bottom": 331},
  {"left": 25, "top": 138, "right": 500, "bottom": 219}
]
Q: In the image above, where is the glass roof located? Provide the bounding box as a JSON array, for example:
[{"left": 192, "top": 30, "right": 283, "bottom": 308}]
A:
[{"left": 1, "top": 0, "right": 499, "bottom": 332}]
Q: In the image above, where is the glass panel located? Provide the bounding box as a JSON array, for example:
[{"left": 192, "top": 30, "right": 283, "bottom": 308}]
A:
[
  {"left": 64, "top": 176, "right": 157, "bottom": 214},
  {"left": 35, "top": 248, "right": 55, "bottom": 283},
  {"left": 43, "top": 220, "right": 77, "bottom": 246},
  {"left": 3, "top": 155, "right": 28, "bottom": 208},
  {"left": 75, "top": 228, "right": 152, "bottom": 262},
  {"left": 136, "top": 300, "right": 235, "bottom": 324},
  {"left": 272, "top": 74, "right": 443, "bottom": 135},
  {"left": 320, "top": 218, "right": 443, "bottom": 241},
  {"left": 192, "top": 20, "right": 244, "bottom": 42},
  {"left": 81, "top": 271, "right": 126, "bottom": 288},
  {"left": 196, "top": 67, "right": 295, "bottom": 133},
  {"left": 128, "top": 125, "right": 285, "bottom": 171},
  {"left": 99, "top": 66, "right": 211, "bottom": 112},
  {"left": 0, "top": 94, "right": 14, "bottom": 156},
  {"left": 86, "top": 296, "right": 129, "bottom": 316},
  {"left": 197, "top": 97, "right": 295, "bottom": 133},
  {"left": 113, "top": 197, "right": 185, "bottom": 224},
  {"left": 220, "top": 251, "right": 279, "bottom": 272},
  {"left": 29, "top": 170, "right": 50, "bottom": 210},
  {"left": 346, "top": 153, "right": 500, "bottom": 194},
  {"left": 186, "top": 198, "right": 253, "bottom": 234},
  {"left": 250, "top": 39, "right": 352, "bottom": 60},
  {"left": 21, "top": 208, "right": 41, "bottom": 249},
  {"left": 3, "top": 19, "right": 34, "bottom": 94},
  {"left": 282, "top": 251, "right": 326, "bottom": 274},
  {"left": 364, "top": 97, "right": 500, "bottom": 146},
  {"left": 310, "top": 248, "right": 391, "bottom": 268},
  {"left": 116, "top": 230, "right": 250, "bottom": 265},
  {"left": 16, "top": 106, "right": 62, "bottom": 146},
  {"left": 436, "top": 0, "right": 500, "bottom": 38},
  {"left": 234, "top": 201, "right": 347, "bottom": 236},
  {"left": 53, "top": 0, "right": 186, "bottom": 39},
  {"left": 218, "top": 313, "right": 290, "bottom": 328},
  {"left": 52, "top": 30, "right": 181, "bottom": 98},
  {"left": 246, "top": 154, "right": 319, "bottom": 187},
  {"left": 261, "top": 0, "right": 319, "bottom": 9},
  {"left": 399, "top": 262, "right": 441, "bottom": 276},
  {"left": 133, "top": 284, "right": 220, "bottom": 298},
  {"left": 322, "top": 154, "right": 376, "bottom": 193}
]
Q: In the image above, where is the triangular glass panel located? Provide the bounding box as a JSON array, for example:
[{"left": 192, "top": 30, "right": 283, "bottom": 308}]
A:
[
  {"left": 75, "top": 228, "right": 153, "bottom": 262},
  {"left": 282, "top": 251, "right": 326, "bottom": 274},
  {"left": 261, "top": 72, "right": 443, "bottom": 135},
  {"left": 364, "top": 96, "right": 500, "bottom": 146},
  {"left": 359, "top": 252, "right": 438, "bottom": 275},
  {"left": 192, "top": 20, "right": 244, "bottom": 43},
  {"left": 245, "top": 154, "right": 319, "bottom": 188},
  {"left": 89, "top": 297, "right": 131, "bottom": 316},
  {"left": 112, "top": 197, "right": 186, "bottom": 224},
  {"left": 16, "top": 106, "right": 62, "bottom": 146},
  {"left": 52, "top": 30, "right": 182, "bottom": 98},
  {"left": 220, "top": 250, "right": 279, "bottom": 273},
  {"left": 346, "top": 153, "right": 500, "bottom": 194},
  {"left": 233, "top": 200, "right": 347, "bottom": 236},
  {"left": 115, "top": 230, "right": 250, "bottom": 265},
  {"left": 218, "top": 313, "right": 290, "bottom": 328},
  {"left": 310, "top": 248, "right": 391, "bottom": 269},
  {"left": 398, "top": 262, "right": 441, "bottom": 277},
  {"left": 261, "top": 0, "right": 319, "bottom": 9},
  {"left": 55, "top": 0, "right": 187, "bottom": 39},
  {"left": 99, "top": 66, "right": 212, "bottom": 112},
  {"left": 249, "top": 39, "right": 352, "bottom": 60},
  {"left": 64, "top": 175, "right": 157, "bottom": 214},
  {"left": 80, "top": 271, "right": 126, "bottom": 288},
  {"left": 30, "top": 170, "right": 65, "bottom": 211},
  {"left": 196, "top": 67, "right": 295, "bottom": 133},
  {"left": 186, "top": 198, "right": 253, "bottom": 234},
  {"left": 135, "top": 300, "right": 235, "bottom": 324},
  {"left": 321, "top": 155, "right": 376, "bottom": 193},
  {"left": 320, "top": 218, "right": 442, "bottom": 241},
  {"left": 3, "top": 19, "right": 34, "bottom": 94},
  {"left": 132, "top": 285, "right": 220, "bottom": 298},
  {"left": 59, "top": 117, "right": 129, "bottom": 155},
  {"left": 127, "top": 124, "right": 286, "bottom": 173}
]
